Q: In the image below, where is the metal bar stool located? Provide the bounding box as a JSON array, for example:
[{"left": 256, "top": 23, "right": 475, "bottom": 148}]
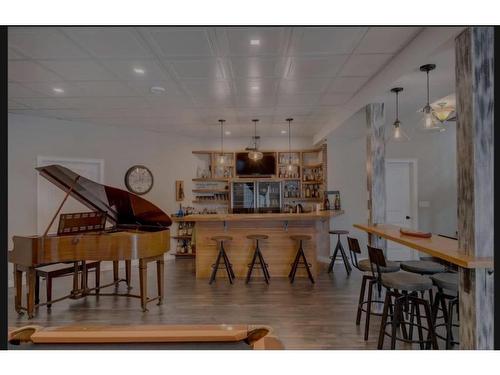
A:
[
  {"left": 368, "top": 245, "right": 438, "bottom": 350},
  {"left": 209, "top": 236, "right": 235, "bottom": 284},
  {"left": 430, "top": 272, "right": 459, "bottom": 349},
  {"left": 347, "top": 237, "right": 400, "bottom": 340},
  {"left": 327, "top": 230, "right": 352, "bottom": 275},
  {"left": 289, "top": 235, "right": 314, "bottom": 284},
  {"left": 246, "top": 234, "right": 271, "bottom": 284}
]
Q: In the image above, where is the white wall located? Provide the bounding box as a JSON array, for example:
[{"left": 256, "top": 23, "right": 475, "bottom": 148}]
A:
[{"left": 327, "top": 108, "right": 458, "bottom": 258}]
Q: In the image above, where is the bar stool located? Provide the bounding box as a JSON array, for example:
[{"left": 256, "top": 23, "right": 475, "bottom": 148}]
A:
[
  {"left": 289, "top": 235, "right": 315, "bottom": 284},
  {"left": 347, "top": 237, "right": 400, "bottom": 340},
  {"left": 209, "top": 236, "right": 235, "bottom": 284},
  {"left": 400, "top": 258, "right": 446, "bottom": 308},
  {"left": 368, "top": 245, "right": 438, "bottom": 350},
  {"left": 430, "top": 272, "right": 459, "bottom": 349},
  {"left": 327, "top": 230, "right": 352, "bottom": 275},
  {"left": 246, "top": 234, "right": 271, "bottom": 284}
]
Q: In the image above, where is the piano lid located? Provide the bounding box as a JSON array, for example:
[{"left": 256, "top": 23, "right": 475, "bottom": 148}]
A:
[{"left": 36, "top": 164, "right": 172, "bottom": 228}]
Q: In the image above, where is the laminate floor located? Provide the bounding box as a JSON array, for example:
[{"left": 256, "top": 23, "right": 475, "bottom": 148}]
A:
[{"left": 8, "top": 259, "right": 454, "bottom": 349}]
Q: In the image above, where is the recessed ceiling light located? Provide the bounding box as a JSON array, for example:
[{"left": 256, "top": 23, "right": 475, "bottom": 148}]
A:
[
  {"left": 250, "top": 39, "right": 260, "bottom": 46},
  {"left": 133, "top": 67, "right": 146, "bottom": 75},
  {"left": 150, "top": 86, "right": 166, "bottom": 95},
  {"left": 281, "top": 130, "right": 287, "bottom": 134},
  {"left": 225, "top": 131, "right": 231, "bottom": 135},
  {"left": 52, "top": 87, "right": 64, "bottom": 94}
]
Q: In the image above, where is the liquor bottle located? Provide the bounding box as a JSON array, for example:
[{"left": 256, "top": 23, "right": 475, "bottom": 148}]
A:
[
  {"left": 305, "top": 186, "right": 311, "bottom": 198},
  {"left": 324, "top": 194, "right": 330, "bottom": 210},
  {"left": 334, "top": 194, "right": 340, "bottom": 210}
]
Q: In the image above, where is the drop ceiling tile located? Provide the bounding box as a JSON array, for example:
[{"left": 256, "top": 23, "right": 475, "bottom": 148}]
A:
[
  {"left": 56, "top": 96, "right": 150, "bottom": 110},
  {"left": 75, "top": 81, "right": 139, "bottom": 97},
  {"left": 289, "top": 27, "right": 367, "bottom": 55},
  {"left": 221, "top": 27, "right": 287, "bottom": 56},
  {"left": 339, "top": 54, "right": 392, "bottom": 77},
  {"left": 147, "top": 28, "right": 214, "bottom": 57},
  {"left": 192, "top": 95, "right": 234, "bottom": 108},
  {"left": 8, "top": 28, "right": 88, "bottom": 59},
  {"left": 277, "top": 93, "right": 321, "bottom": 107},
  {"left": 234, "top": 78, "right": 278, "bottom": 97},
  {"left": 169, "top": 59, "right": 224, "bottom": 79},
  {"left": 99, "top": 59, "right": 171, "bottom": 81},
  {"left": 8, "top": 60, "right": 63, "bottom": 82},
  {"left": 320, "top": 92, "right": 352, "bottom": 106},
  {"left": 327, "top": 76, "right": 369, "bottom": 93},
  {"left": 146, "top": 95, "right": 196, "bottom": 109},
  {"left": 63, "top": 27, "right": 153, "bottom": 59},
  {"left": 8, "top": 82, "right": 42, "bottom": 98},
  {"left": 38, "top": 60, "right": 117, "bottom": 81},
  {"left": 235, "top": 95, "right": 277, "bottom": 108},
  {"left": 279, "top": 78, "right": 332, "bottom": 94},
  {"left": 14, "top": 97, "right": 65, "bottom": 109},
  {"left": 21, "top": 81, "right": 87, "bottom": 97},
  {"left": 274, "top": 106, "right": 314, "bottom": 117},
  {"left": 236, "top": 107, "right": 275, "bottom": 117},
  {"left": 286, "top": 55, "right": 349, "bottom": 78},
  {"left": 8, "top": 100, "right": 28, "bottom": 109},
  {"left": 229, "top": 57, "right": 285, "bottom": 78},
  {"left": 40, "top": 109, "right": 95, "bottom": 119},
  {"left": 182, "top": 79, "right": 232, "bottom": 98},
  {"left": 355, "top": 27, "right": 421, "bottom": 54}
]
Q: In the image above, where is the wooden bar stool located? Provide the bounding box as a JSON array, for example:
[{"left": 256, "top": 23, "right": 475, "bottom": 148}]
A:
[
  {"left": 368, "top": 246, "right": 438, "bottom": 350},
  {"left": 246, "top": 234, "right": 270, "bottom": 284},
  {"left": 289, "top": 235, "right": 314, "bottom": 284},
  {"left": 430, "top": 272, "right": 459, "bottom": 349},
  {"left": 347, "top": 237, "right": 400, "bottom": 340},
  {"left": 209, "top": 236, "right": 235, "bottom": 284},
  {"left": 327, "top": 230, "right": 352, "bottom": 275}
]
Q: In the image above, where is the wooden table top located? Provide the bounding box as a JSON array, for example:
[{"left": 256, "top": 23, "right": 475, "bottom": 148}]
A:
[
  {"left": 353, "top": 223, "right": 493, "bottom": 269},
  {"left": 172, "top": 210, "right": 344, "bottom": 222}
]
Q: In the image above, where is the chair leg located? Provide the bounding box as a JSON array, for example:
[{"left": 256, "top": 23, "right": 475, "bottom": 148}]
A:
[
  {"left": 327, "top": 239, "right": 340, "bottom": 273},
  {"left": 288, "top": 248, "right": 301, "bottom": 279},
  {"left": 391, "top": 298, "right": 401, "bottom": 349},
  {"left": 209, "top": 248, "right": 223, "bottom": 285},
  {"left": 221, "top": 249, "right": 233, "bottom": 284},
  {"left": 423, "top": 299, "right": 439, "bottom": 349},
  {"left": 415, "top": 301, "right": 425, "bottom": 350},
  {"left": 221, "top": 243, "right": 235, "bottom": 279},
  {"left": 356, "top": 275, "right": 368, "bottom": 325},
  {"left": 46, "top": 276, "right": 52, "bottom": 308},
  {"left": 337, "top": 240, "right": 352, "bottom": 275},
  {"left": 446, "top": 299, "right": 454, "bottom": 349},
  {"left": 364, "top": 279, "right": 373, "bottom": 340},
  {"left": 257, "top": 250, "right": 270, "bottom": 284},
  {"left": 300, "top": 249, "right": 315, "bottom": 284},
  {"left": 246, "top": 247, "right": 259, "bottom": 284},
  {"left": 378, "top": 289, "right": 392, "bottom": 349}
]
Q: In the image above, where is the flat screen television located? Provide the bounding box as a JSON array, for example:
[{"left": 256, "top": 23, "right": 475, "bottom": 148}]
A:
[{"left": 235, "top": 152, "right": 276, "bottom": 177}]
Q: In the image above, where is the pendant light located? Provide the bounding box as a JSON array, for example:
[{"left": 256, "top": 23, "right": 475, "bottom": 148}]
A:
[
  {"left": 286, "top": 118, "right": 294, "bottom": 172},
  {"left": 419, "top": 64, "right": 441, "bottom": 131},
  {"left": 248, "top": 119, "right": 263, "bottom": 161},
  {"left": 390, "top": 87, "right": 410, "bottom": 142},
  {"left": 433, "top": 102, "right": 455, "bottom": 124},
  {"left": 217, "top": 119, "right": 226, "bottom": 165}
]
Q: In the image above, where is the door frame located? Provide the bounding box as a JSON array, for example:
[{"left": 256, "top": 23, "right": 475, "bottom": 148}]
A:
[{"left": 385, "top": 158, "right": 419, "bottom": 230}]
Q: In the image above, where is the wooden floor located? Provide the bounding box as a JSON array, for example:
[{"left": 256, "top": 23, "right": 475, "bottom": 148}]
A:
[{"left": 8, "top": 259, "right": 453, "bottom": 349}]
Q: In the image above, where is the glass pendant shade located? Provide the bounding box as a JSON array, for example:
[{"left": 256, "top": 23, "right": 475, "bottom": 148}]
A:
[
  {"left": 248, "top": 119, "right": 263, "bottom": 161},
  {"left": 433, "top": 103, "right": 455, "bottom": 123},
  {"left": 391, "top": 120, "right": 410, "bottom": 141}
]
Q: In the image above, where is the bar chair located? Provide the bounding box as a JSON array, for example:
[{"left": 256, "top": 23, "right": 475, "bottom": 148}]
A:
[
  {"left": 246, "top": 234, "right": 271, "bottom": 284},
  {"left": 209, "top": 236, "right": 235, "bottom": 284},
  {"left": 327, "top": 230, "right": 352, "bottom": 275},
  {"left": 289, "top": 235, "right": 314, "bottom": 284},
  {"left": 430, "top": 272, "right": 459, "bottom": 349},
  {"left": 368, "top": 245, "right": 438, "bottom": 350},
  {"left": 347, "top": 237, "right": 400, "bottom": 340}
]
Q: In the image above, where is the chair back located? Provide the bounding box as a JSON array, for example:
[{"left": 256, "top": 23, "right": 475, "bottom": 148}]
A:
[
  {"left": 346, "top": 236, "right": 361, "bottom": 270},
  {"left": 367, "top": 245, "right": 387, "bottom": 279}
]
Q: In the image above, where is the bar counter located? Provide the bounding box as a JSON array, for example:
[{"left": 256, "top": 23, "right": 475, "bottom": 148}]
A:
[{"left": 172, "top": 210, "right": 344, "bottom": 279}]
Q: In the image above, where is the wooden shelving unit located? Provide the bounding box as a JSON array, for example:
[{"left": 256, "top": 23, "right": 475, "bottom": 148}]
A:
[{"left": 173, "top": 221, "right": 195, "bottom": 258}]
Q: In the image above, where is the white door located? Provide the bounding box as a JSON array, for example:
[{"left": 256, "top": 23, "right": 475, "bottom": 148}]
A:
[
  {"left": 385, "top": 160, "right": 416, "bottom": 261},
  {"left": 37, "top": 157, "right": 104, "bottom": 235}
]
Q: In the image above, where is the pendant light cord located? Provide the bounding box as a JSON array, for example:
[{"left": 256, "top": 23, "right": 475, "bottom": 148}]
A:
[
  {"left": 396, "top": 91, "right": 399, "bottom": 121},
  {"left": 426, "top": 70, "right": 430, "bottom": 106}
]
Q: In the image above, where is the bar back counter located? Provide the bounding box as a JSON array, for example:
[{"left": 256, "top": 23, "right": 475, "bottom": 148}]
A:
[{"left": 173, "top": 211, "right": 343, "bottom": 279}]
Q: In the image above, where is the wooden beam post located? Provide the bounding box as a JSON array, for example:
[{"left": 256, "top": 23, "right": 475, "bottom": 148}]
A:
[
  {"left": 366, "top": 103, "right": 387, "bottom": 250},
  {"left": 455, "top": 27, "right": 494, "bottom": 349}
]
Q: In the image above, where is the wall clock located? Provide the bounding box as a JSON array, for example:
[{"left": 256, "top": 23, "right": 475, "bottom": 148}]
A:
[{"left": 124, "top": 165, "right": 154, "bottom": 195}]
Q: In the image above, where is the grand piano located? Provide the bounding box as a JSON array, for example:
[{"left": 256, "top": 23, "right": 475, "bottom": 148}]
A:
[{"left": 9, "top": 164, "right": 172, "bottom": 319}]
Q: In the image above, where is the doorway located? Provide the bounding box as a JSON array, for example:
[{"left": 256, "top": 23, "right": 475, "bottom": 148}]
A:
[{"left": 385, "top": 159, "right": 418, "bottom": 261}]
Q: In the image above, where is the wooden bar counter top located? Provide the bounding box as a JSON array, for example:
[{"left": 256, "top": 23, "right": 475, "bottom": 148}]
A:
[{"left": 173, "top": 210, "right": 344, "bottom": 279}]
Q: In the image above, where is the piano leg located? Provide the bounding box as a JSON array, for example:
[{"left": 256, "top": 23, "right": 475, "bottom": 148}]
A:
[
  {"left": 112, "top": 261, "right": 119, "bottom": 284},
  {"left": 156, "top": 258, "right": 164, "bottom": 305},
  {"left": 139, "top": 259, "right": 148, "bottom": 312},
  {"left": 125, "top": 260, "right": 132, "bottom": 290},
  {"left": 81, "top": 261, "right": 88, "bottom": 295},
  {"left": 26, "top": 267, "right": 36, "bottom": 319},
  {"left": 71, "top": 262, "right": 79, "bottom": 298},
  {"left": 14, "top": 264, "right": 23, "bottom": 315}
]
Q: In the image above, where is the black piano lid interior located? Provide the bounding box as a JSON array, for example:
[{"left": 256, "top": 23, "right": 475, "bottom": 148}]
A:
[{"left": 36, "top": 164, "right": 172, "bottom": 229}]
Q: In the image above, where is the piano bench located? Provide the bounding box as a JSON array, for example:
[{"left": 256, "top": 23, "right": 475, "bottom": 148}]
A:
[{"left": 35, "top": 261, "right": 101, "bottom": 308}]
